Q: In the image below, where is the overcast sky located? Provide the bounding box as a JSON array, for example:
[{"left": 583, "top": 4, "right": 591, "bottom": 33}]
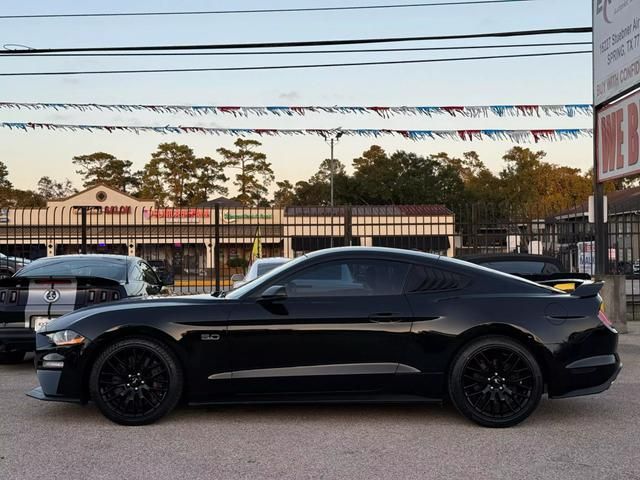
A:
[{"left": 0, "top": 0, "right": 592, "bottom": 196}]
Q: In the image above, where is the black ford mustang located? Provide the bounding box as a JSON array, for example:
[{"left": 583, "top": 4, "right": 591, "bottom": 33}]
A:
[
  {"left": 27, "top": 247, "right": 621, "bottom": 428},
  {"left": 0, "top": 255, "right": 164, "bottom": 363}
]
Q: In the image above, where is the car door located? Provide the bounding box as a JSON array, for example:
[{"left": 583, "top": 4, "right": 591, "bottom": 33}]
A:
[{"left": 224, "top": 257, "right": 414, "bottom": 396}]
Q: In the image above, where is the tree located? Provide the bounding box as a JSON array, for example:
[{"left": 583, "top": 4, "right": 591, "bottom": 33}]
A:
[
  {"left": 72, "top": 152, "right": 138, "bottom": 192},
  {"left": 217, "top": 139, "right": 274, "bottom": 206},
  {"left": 188, "top": 156, "right": 229, "bottom": 204},
  {"left": 137, "top": 143, "right": 228, "bottom": 206},
  {"left": 36, "top": 176, "right": 77, "bottom": 199},
  {"left": 497, "top": 147, "right": 591, "bottom": 215},
  {"left": 273, "top": 180, "right": 296, "bottom": 207},
  {"left": 0, "top": 161, "right": 13, "bottom": 207},
  {"left": 9, "top": 189, "right": 46, "bottom": 207},
  {"left": 349, "top": 146, "right": 464, "bottom": 206}
]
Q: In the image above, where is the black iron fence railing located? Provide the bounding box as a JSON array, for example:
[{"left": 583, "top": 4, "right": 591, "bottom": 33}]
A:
[{"left": 0, "top": 203, "right": 638, "bottom": 319}]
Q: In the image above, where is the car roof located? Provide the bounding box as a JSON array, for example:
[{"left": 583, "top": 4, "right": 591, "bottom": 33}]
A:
[
  {"left": 304, "top": 246, "right": 440, "bottom": 261},
  {"left": 254, "top": 257, "right": 290, "bottom": 264},
  {"left": 28, "top": 254, "right": 136, "bottom": 264}
]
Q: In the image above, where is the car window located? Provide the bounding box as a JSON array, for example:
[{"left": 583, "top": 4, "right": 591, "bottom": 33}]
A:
[
  {"left": 140, "top": 262, "right": 161, "bottom": 284},
  {"left": 481, "top": 260, "right": 561, "bottom": 275},
  {"left": 257, "top": 262, "right": 284, "bottom": 277},
  {"left": 17, "top": 257, "right": 127, "bottom": 281},
  {"left": 281, "top": 260, "right": 410, "bottom": 297},
  {"left": 405, "top": 264, "right": 465, "bottom": 293}
]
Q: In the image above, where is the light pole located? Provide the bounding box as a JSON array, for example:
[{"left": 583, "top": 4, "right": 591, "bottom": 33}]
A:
[{"left": 324, "top": 131, "right": 343, "bottom": 207}]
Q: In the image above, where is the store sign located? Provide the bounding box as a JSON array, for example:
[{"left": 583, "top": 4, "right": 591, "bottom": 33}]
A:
[
  {"left": 594, "top": 0, "right": 640, "bottom": 105},
  {"left": 72, "top": 206, "right": 132, "bottom": 215},
  {"left": 222, "top": 212, "right": 273, "bottom": 223},
  {"left": 145, "top": 209, "right": 211, "bottom": 219},
  {"left": 596, "top": 88, "right": 640, "bottom": 181}
]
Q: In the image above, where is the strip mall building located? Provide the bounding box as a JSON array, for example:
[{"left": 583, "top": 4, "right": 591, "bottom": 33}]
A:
[{"left": 0, "top": 185, "right": 455, "bottom": 273}]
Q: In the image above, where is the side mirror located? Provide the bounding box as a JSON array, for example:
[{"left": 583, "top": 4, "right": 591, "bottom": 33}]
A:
[
  {"left": 146, "top": 284, "right": 162, "bottom": 295},
  {"left": 259, "top": 285, "right": 287, "bottom": 301},
  {"left": 230, "top": 273, "right": 245, "bottom": 282}
]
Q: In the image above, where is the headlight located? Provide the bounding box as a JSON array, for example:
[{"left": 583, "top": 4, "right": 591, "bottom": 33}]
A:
[{"left": 46, "top": 330, "right": 86, "bottom": 346}]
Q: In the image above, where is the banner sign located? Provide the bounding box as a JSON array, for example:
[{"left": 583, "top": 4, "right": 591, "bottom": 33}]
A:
[
  {"left": 0, "top": 122, "right": 594, "bottom": 143},
  {"left": 596, "top": 88, "right": 640, "bottom": 181},
  {"left": 594, "top": 0, "right": 640, "bottom": 106},
  {"left": 0, "top": 101, "right": 593, "bottom": 119}
]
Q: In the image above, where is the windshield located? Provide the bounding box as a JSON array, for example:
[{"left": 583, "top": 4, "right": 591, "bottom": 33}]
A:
[
  {"left": 225, "top": 255, "right": 307, "bottom": 299},
  {"left": 257, "top": 261, "right": 287, "bottom": 277},
  {"left": 17, "top": 257, "right": 128, "bottom": 281}
]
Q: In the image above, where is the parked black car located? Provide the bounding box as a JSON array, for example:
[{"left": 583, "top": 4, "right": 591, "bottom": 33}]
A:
[
  {"left": 0, "top": 255, "right": 163, "bottom": 363},
  {"left": 147, "top": 259, "right": 174, "bottom": 286},
  {"left": 28, "top": 247, "right": 620, "bottom": 427},
  {"left": 459, "top": 254, "right": 592, "bottom": 292},
  {"left": 0, "top": 252, "right": 31, "bottom": 279}
]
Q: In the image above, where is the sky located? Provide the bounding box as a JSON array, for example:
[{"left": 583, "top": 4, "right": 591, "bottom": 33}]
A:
[{"left": 0, "top": 0, "right": 593, "bottom": 197}]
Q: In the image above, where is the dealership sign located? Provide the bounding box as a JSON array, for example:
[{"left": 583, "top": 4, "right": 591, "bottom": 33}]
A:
[
  {"left": 596, "top": 88, "right": 640, "bottom": 181},
  {"left": 594, "top": 0, "right": 640, "bottom": 105}
]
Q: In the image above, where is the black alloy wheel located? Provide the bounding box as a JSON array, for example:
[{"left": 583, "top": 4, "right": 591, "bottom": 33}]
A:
[
  {"left": 449, "top": 336, "right": 543, "bottom": 428},
  {"left": 90, "top": 337, "right": 183, "bottom": 426}
]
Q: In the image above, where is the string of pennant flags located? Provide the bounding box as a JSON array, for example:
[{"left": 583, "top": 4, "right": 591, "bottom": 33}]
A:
[
  {"left": 0, "top": 122, "right": 593, "bottom": 143},
  {"left": 0, "top": 101, "right": 592, "bottom": 118}
]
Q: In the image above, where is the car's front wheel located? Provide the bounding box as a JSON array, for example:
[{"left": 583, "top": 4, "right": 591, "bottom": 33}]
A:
[
  {"left": 89, "top": 337, "right": 183, "bottom": 426},
  {"left": 448, "top": 336, "right": 543, "bottom": 428}
]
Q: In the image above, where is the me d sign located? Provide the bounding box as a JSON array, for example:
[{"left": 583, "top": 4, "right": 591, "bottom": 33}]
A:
[{"left": 594, "top": 0, "right": 640, "bottom": 106}]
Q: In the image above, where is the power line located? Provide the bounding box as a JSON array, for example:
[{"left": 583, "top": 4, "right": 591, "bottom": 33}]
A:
[
  {"left": 0, "top": 41, "right": 593, "bottom": 58},
  {"left": 0, "top": 1, "right": 536, "bottom": 19},
  {"left": 0, "top": 27, "right": 593, "bottom": 55},
  {"left": 0, "top": 50, "right": 592, "bottom": 76}
]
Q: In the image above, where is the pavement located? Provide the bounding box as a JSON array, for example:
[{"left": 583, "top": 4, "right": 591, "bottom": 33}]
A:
[{"left": 1, "top": 325, "right": 640, "bottom": 480}]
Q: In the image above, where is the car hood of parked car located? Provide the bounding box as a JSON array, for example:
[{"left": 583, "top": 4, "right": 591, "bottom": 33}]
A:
[{"left": 42, "top": 293, "right": 227, "bottom": 333}]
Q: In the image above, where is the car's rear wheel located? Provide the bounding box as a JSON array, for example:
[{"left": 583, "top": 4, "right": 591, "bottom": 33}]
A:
[
  {"left": 0, "top": 351, "right": 25, "bottom": 364},
  {"left": 89, "top": 337, "right": 183, "bottom": 426},
  {"left": 448, "top": 336, "right": 543, "bottom": 428}
]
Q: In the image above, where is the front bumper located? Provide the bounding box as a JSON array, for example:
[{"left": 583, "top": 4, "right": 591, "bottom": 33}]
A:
[
  {"left": 0, "top": 327, "right": 35, "bottom": 353},
  {"left": 25, "top": 332, "right": 90, "bottom": 403}
]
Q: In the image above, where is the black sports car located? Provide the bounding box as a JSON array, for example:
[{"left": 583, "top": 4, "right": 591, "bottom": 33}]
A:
[
  {"left": 0, "top": 255, "right": 164, "bottom": 363},
  {"left": 27, "top": 247, "right": 621, "bottom": 428}
]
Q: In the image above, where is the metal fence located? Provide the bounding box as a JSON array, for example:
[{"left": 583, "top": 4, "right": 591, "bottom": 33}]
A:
[{"left": 0, "top": 202, "right": 639, "bottom": 317}]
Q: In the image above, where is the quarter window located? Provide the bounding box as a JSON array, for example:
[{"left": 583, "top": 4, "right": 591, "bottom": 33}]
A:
[{"left": 405, "top": 264, "right": 464, "bottom": 292}]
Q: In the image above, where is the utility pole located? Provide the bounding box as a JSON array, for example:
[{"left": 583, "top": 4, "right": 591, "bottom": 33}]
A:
[{"left": 324, "top": 131, "right": 343, "bottom": 207}]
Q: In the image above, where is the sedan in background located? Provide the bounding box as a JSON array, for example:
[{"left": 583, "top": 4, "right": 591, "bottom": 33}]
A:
[
  {"left": 28, "top": 247, "right": 620, "bottom": 428},
  {"left": 0, "top": 254, "right": 163, "bottom": 363},
  {"left": 231, "top": 257, "right": 290, "bottom": 289}
]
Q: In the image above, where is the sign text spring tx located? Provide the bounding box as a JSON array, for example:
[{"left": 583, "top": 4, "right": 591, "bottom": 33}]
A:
[{"left": 594, "top": 0, "right": 640, "bottom": 106}]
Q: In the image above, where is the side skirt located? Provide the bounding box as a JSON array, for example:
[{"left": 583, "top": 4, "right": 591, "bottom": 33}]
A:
[{"left": 188, "top": 393, "right": 443, "bottom": 407}]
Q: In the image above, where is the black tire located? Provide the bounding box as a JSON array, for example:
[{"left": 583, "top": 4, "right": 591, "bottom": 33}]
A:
[
  {"left": 89, "top": 337, "right": 183, "bottom": 426},
  {"left": 0, "top": 351, "right": 26, "bottom": 364},
  {"left": 448, "top": 336, "right": 543, "bottom": 428}
]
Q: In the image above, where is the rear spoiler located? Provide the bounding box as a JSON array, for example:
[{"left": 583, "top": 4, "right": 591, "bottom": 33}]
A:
[
  {"left": 571, "top": 282, "right": 604, "bottom": 298},
  {"left": 519, "top": 272, "right": 592, "bottom": 282},
  {"left": 0, "top": 276, "right": 121, "bottom": 288}
]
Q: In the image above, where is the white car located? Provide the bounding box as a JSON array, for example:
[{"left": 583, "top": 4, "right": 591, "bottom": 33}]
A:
[{"left": 231, "top": 257, "right": 290, "bottom": 289}]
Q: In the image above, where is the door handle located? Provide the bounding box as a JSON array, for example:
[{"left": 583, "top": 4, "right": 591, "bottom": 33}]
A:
[{"left": 369, "top": 312, "right": 402, "bottom": 322}]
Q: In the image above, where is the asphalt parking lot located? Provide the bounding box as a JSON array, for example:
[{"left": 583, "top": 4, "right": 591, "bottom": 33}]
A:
[{"left": 1, "top": 325, "right": 639, "bottom": 480}]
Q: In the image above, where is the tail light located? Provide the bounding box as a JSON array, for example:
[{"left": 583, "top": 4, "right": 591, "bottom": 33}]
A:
[{"left": 598, "top": 303, "right": 615, "bottom": 329}]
